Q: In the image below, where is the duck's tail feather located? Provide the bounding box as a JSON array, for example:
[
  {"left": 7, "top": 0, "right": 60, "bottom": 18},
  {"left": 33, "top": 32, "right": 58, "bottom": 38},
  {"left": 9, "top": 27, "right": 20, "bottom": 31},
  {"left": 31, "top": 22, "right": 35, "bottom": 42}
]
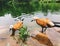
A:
[
  {"left": 53, "top": 21, "right": 60, "bottom": 24},
  {"left": 54, "top": 24, "right": 60, "bottom": 27}
]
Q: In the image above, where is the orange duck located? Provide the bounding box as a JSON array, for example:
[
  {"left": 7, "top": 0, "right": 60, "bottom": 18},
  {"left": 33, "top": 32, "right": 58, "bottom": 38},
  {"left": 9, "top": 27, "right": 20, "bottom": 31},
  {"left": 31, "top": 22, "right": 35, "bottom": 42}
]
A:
[
  {"left": 31, "top": 16, "right": 60, "bottom": 33},
  {"left": 9, "top": 19, "right": 23, "bottom": 36}
]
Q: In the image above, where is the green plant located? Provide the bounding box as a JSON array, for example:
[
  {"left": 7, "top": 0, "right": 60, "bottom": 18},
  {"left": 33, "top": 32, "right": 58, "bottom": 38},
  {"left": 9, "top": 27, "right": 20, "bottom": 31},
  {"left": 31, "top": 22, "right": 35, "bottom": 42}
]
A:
[{"left": 19, "top": 26, "right": 29, "bottom": 43}]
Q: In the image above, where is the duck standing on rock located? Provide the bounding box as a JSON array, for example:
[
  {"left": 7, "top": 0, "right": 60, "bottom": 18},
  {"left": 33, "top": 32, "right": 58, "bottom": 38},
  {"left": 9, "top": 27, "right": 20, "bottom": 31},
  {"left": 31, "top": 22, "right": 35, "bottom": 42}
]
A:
[
  {"left": 9, "top": 18, "right": 24, "bottom": 36},
  {"left": 31, "top": 16, "right": 60, "bottom": 33}
]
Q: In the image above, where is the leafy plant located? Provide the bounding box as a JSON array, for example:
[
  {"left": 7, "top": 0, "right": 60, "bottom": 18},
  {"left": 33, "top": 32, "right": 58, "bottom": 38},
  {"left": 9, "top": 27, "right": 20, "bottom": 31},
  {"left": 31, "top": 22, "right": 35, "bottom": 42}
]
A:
[{"left": 19, "top": 26, "right": 29, "bottom": 43}]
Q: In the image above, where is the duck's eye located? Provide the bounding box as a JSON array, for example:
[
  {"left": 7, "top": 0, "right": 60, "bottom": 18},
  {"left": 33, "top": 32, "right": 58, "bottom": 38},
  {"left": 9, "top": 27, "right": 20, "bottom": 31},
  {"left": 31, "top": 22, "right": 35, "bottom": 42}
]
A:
[{"left": 31, "top": 20, "right": 34, "bottom": 22}]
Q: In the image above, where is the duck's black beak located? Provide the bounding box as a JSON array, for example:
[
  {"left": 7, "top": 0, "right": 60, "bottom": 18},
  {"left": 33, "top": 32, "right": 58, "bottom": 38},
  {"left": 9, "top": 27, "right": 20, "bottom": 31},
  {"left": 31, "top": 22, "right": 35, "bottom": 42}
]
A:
[
  {"left": 9, "top": 28, "right": 12, "bottom": 32},
  {"left": 31, "top": 20, "right": 34, "bottom": 22}
]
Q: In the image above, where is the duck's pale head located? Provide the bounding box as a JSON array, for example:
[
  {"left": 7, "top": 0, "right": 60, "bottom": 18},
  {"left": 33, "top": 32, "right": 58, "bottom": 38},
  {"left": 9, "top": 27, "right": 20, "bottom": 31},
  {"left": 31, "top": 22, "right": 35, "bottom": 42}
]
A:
[{"left": 31, "top": 16, "right": 39, "bottom": 22}]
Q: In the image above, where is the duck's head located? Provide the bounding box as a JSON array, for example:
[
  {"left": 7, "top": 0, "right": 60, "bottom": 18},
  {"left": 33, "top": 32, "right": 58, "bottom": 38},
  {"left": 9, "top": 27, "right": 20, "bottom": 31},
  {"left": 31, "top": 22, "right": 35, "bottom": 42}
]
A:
[
  {"left": 31, "top": 16, "right": 39, "bottom": 22},
  {"left": 9, "top": 25, "right": 13, "bottom": 32}
]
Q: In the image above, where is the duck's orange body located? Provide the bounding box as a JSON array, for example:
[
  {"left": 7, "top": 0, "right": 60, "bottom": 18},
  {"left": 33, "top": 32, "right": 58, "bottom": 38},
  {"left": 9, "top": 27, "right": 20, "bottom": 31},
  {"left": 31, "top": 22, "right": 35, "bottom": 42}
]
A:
[
  {"left": 13, "top": 21, "right": 23, "bottom": 30},
  {"left": 36, "top": 18, "right": 54, "bottom": 27},
  {"left": 10, "top": 21, "right": 23, "bottom": 36},
  {"left": 33, "top": 18, "right": 55, "bottom": 33}
]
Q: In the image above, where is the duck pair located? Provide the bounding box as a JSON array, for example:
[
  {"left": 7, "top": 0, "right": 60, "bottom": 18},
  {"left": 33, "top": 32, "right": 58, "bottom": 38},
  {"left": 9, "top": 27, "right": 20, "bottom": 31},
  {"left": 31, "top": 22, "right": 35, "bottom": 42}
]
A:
[{"left": 10, "top": 16, "right": 60, "bottom": 36}]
